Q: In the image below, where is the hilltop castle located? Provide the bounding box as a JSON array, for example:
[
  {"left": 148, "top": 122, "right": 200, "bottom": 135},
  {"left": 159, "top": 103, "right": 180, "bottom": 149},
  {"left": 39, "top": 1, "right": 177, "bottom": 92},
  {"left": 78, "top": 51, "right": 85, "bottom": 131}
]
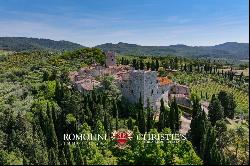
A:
[{"left": 69, "top": 51, "right": 191, "bottom": 110}]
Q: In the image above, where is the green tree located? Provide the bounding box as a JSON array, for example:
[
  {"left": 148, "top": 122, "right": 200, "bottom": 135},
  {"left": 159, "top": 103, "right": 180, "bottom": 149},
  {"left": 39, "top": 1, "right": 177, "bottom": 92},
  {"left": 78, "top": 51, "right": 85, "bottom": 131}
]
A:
[
  {"left": 127, "top": 117, "right": 133, "bottom": 130},
  {"left": 192, "top": 96, "right": 201, "bottom": 118},
  {"left": 200, "top": 122, "right": 216, "bottom": 164},
  {"left": 137, "top": 94, "right": 146, "bottom": 134},
  {"left": 128, "top": 126, "right": 145, "bottom": 164},
  {"left": 218, "top": 91, "right": 236, "bottom": 119},
  {"left": 190, "top": 108, "right": 207, "bottom": 152},
  {"left": 58, "top": 149, "right": 67, "bottom": 165},
  {"left": 169, "top": 98, "right": 179, "bottom": 133},
  {"left": 64, "top": 144, "right": 74, "bottom": 165},
  {"left": 73, "top": 144, "right": 84, "bottom": 165},
  {"left": 158, "top": 98, "right": 166, "bottom": 132},
  {"left": 151, "top": 60, "right": 156, "bottom": 71},
  {"left": 139, "top": 59, "right": 144, "bottom": 70},
  {"left": 155, "top": 59, "right": 159, "bottom": 71},
  {"left": 173, "top": 98, "right": 180, "bottom": 131},
  {"left": 208, "top": 94, "right": 224, "bottom": 126},
  {"left": 48, "top": 148, "right": 59, "bottom": 165},
  {"left": 146, "top": 99, "right": 153, "bottom": 132},
  {"left": 42, "top": 71, "right": 49, "bottom": 81},
  {"left": 143, "top": 129, "right": 165, "bottom": 165}
]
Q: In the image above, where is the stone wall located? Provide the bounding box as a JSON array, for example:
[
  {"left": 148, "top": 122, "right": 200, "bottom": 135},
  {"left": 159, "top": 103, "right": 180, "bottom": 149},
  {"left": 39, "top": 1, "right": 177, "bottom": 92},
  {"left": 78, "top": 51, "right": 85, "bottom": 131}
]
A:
[{"left": 119, "top": 70, "right": 159, "bottom": 109}]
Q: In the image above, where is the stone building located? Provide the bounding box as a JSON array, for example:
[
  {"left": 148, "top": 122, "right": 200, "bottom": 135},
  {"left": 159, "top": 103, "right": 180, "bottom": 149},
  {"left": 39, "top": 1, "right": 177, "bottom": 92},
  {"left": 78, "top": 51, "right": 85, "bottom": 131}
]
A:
[
  {"left": 168, "top": 84, "right": 191, "bottom": 107},
  {"left": 69, "top": 51, "right": 191, "bottom": 110},
  {"left": 119, "top": 70, "right": 159, "bottom": 109}
]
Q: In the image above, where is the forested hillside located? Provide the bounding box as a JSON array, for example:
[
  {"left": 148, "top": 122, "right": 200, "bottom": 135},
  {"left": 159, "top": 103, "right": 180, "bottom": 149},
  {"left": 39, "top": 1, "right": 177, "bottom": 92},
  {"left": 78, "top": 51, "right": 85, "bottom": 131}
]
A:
[
  {"left": 0, "top": 37, "right": 84, "bottom": 52},
  {"left": 96, "top": 42, "right": 249, "bottom": 60},
  {"left": 0, "top": 37, "right": 248, "bottom": 60}
]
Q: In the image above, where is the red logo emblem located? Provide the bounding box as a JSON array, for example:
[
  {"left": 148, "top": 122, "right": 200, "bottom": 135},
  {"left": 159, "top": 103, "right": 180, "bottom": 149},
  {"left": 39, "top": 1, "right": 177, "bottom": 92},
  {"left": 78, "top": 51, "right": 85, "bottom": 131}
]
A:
[{"left": 111, "top": 129, "right": 133, "bottom": 149}]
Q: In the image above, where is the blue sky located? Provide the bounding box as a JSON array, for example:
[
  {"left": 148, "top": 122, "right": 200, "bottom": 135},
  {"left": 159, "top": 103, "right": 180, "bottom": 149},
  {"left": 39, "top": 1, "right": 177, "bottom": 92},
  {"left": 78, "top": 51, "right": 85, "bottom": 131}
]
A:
[{"left": 0, "top": 0, "right": 248, "bottom": 47}]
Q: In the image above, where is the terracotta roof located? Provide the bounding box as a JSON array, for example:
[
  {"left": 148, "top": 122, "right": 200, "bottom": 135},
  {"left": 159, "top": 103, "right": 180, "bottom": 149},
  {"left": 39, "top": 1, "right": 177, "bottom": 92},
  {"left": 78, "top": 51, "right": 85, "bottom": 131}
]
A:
[{"left": 158, "top": 77, "right": 172, "bottom": 85}]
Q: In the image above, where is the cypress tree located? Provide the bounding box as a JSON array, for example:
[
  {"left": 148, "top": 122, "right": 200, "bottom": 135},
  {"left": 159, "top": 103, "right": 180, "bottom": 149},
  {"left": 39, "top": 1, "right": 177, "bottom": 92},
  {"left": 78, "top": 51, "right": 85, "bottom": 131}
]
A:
[
  {"left": 46, "top": 102, "right": 58, "bottom": 149},
  {"left": 208, "top": 95, "right": 224, "bottom": 126},
  {"left": 23, "top": 156, "right": 29, "bottom": 165},
  {"left": 50, "top": 69, "right": 57, "bottom": 80},
  {"left": 121, "top": 57, "right": 124, "bottom": 65},
  {"left": 146, "top": 99, "right": 153, "bottom": 132},
  {"left": 190, "top": 108, "right": 207, "bottom": 151},
  {"left": 138, "top": 93, "right": 146, "bottom": 134},
  {"left": 115, "top": 108, "right": 119, "bottom": 131},
  {"left": 151, "top": 60, "right": 156, "bottom": 71},
  {"left": 146, "top": 62, "right": 150, "bottom": 70},
  {"left": 127, "top": 117, "right": 133, "bottom": 130},
  {"left": 48, "top": 148, "right": 59, "bottom": 165},
  {"left": 192, "top": 97, "right": 201, "bottom": 118},
  {"left": 59, "top": 149, "right": 67, "bottom": 165},
  {"left": 218, "top": 91, "right": 236, "bottom": 119},
  {"left": 54, "top": 81, "right": 61, "bottom": 102},
  {"left": 184, "top": 63, "right": 187, "bottom": 71},
  {"left": 173, "top": 98, "right": 180, "bottom": 131},
  {"left": 139, "top": 59, "right": 144, "bottom": 70},
  {"left": 132, "top": 59, "right": 137, "bottom": 69},
  {"left": 73, "top": 144, "right": 84, "bottom": 165},
  {"left": 42, "top": 71, "right": 49, "bottom": 81},
  {"left": 158, "top": 98, "right": 166, "bottom": 132},
  {"left": 155, "top": 59, "right": 159, "bottom": 71},
  {"left": 104, "top": 113, "right": 111, "bottom": 136},
  {"left": 64, "top": 144, "right": 74, "bottom": 165},
  {"left": 169, "top": 100, "right": 176, "bottom": 133},
  {"left": 200, "top": 122, "right": 216, "bottom": 164},
  {"left": 138, "top": 109, "right": 146, "bottom": 134}
]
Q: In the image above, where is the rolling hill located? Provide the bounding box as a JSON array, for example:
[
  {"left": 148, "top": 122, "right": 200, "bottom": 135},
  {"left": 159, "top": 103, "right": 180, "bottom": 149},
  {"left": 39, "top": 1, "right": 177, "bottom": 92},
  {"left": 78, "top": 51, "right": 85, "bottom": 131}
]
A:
[
  {"left": 95, "top": 42, "right": 249, "bottom": 60},
  {"left": 0, "top": 37, "right": 248, "bottom": 60},
  {"left": 0, "top": 37, "right": 85, "bottom": 52}
]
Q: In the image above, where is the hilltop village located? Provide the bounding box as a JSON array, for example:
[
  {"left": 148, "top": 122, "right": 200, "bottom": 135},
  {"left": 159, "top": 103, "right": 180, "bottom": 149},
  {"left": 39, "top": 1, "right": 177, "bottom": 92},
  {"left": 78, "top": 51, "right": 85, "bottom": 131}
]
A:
[{"left": 69, "top": 51, "right": 191, "bottom": 110}]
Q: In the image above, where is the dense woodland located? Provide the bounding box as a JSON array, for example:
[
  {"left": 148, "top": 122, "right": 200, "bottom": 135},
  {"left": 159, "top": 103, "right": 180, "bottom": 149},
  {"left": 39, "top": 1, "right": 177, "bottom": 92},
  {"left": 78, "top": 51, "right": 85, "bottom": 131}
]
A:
[
  {"left": 0, "top": 48, "right": 249, "bottom": 165},
  {"left": 0, "top": 37, "right": 84, "bottom": 52}
]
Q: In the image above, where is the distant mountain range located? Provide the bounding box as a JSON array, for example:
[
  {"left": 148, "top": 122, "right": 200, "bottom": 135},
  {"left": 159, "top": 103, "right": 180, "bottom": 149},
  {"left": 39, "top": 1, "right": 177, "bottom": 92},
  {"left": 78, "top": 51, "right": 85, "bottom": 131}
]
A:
[
  {"left": 96, "top": 42, "right": 249, "bottom": 60},
  {"left": 0, "top": 37, "right": 248, "bottom": 59}
]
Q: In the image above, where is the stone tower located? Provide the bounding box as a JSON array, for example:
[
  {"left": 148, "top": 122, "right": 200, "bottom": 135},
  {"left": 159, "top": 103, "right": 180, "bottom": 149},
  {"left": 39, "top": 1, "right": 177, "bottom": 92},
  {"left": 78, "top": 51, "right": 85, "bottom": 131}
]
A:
[
  {"left": 120, "top": 70, "right": 158, "bottom": 109},
  {"left": 105, "top": 51, "right": 116, "bottom": 67}
]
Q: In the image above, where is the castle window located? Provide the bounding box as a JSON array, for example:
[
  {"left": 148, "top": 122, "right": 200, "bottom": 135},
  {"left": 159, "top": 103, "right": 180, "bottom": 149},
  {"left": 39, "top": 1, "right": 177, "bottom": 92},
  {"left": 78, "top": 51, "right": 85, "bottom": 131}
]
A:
[
  {"left": 151, "top": 89, "right": 153, "bottom": 95},
  {"left": 131, "top": 90, "right": 134, "bottom": 94},
  {"left": 112, "top": 59, "right": 114, "bottom": 61}
]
